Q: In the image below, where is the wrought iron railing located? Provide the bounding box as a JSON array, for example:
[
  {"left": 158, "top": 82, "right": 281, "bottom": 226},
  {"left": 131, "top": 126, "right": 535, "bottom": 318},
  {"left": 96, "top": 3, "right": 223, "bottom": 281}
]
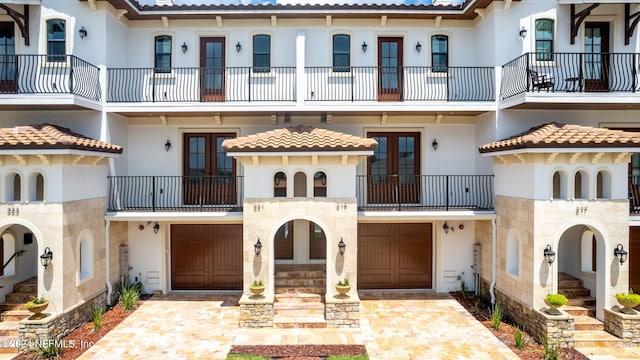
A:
[
  {"left": 107, "top": 175, "right": 244, "bottom": 212},
  {"left": 356, "top": 175, "right": 494, "bottom": 211},
  {"left": 630, "top": 175, "right": 640, "bottom": 214},
  {"left": 107, "top": 67, "right": 296, "bottom": 102},
  {"left": 501, "top": 52, "right": 640, "bottom": 99},
  {"left": 0, "top": 54, "right": 101, "bottom": 101},
  {"left": 306, "top": 66, "right": 495, "bottom": 102}
]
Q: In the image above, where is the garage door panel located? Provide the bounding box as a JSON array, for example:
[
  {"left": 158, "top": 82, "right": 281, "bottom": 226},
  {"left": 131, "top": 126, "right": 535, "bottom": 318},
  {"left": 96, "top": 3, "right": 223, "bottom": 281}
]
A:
[
  {"left": 358, "top": 223, "right": 432, "bottom": 289},
  {"left": 171, "top": 224, "right": 242, "bottom": 290}
]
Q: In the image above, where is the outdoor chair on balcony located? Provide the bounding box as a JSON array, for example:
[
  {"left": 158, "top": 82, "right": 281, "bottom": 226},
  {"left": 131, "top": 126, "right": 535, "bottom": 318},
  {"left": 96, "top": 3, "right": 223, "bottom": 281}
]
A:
[{"left": 528, "top": 69, "right": 554, "bottom": 92}]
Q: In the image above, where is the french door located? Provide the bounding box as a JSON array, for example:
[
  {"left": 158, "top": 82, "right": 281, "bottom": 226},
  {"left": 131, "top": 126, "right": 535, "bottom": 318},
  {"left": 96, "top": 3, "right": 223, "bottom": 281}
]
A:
[
  {"left": 183, "top": 133, "right": 236, "bottom": 205},
  {"left": 378, "top": 37, "right": 403, "bottom": 101},
  {"left": 584, "top": 22, "right": 609, "bottom": 92},
  {"left": 200, "top": 37, "right": 225, "bottom": 101},
  {"left": 0, "top": 22, "right": 16, "bottom": 93},
  {"left": 367, "top": 132, "right": 420, "bottom": 204}
]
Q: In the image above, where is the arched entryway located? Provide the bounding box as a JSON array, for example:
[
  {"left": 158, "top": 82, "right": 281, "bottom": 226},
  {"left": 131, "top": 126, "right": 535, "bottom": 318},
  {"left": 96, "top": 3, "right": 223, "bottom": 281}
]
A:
[
  {"left": 0, "top": 221, "right": 42, "bottom": 306},
  {"left": 556, "top": 224, "right": 606, "bottom": 320},
  {"left": 274, "top": 220, "right": 327, "bottom": 264}
]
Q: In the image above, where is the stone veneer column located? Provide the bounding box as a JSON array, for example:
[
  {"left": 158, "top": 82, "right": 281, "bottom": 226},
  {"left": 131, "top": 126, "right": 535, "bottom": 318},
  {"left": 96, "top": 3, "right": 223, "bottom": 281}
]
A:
[
  {"left": 238, "top": 295, "right": 274, "bottom": 328},
  {"left": 532, "top": 309, "right": 575, "bottom": 348},
  {"left": 325, "top": 294, "right": 360, "bottom": 328},
  {"left": 604, "top": 308, "right": 640, "bottom": 346}
]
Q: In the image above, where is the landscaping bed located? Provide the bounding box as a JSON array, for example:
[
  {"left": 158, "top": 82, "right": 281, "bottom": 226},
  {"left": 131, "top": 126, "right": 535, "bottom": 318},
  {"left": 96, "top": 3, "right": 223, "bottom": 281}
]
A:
[
  {"left": 228, "top": 345, "right": 368, "bottom": 360},
  {"left": 449, "top": 291, "right": 589, "bottom": 360}
]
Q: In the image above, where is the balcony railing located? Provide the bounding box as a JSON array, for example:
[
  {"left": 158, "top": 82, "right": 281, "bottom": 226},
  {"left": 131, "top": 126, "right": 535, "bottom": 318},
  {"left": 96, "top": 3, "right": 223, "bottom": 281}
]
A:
[
  {"left": 306, "top": 66, "right": 495, "bottom": 102},
  {"left": 0, "top": 54, "right": 101, "bottom": 101},
  {"left": 107, "top": 176, "right": 244, "bottom": 212},
  {"left": 630, "top": 176, "right": 640, "bottom": 214},
  {"left": 107, "top": 67, "right": 296, "bottom": 102},
  {"left": 501, "top": 52, "right": 640, "bottom": 99},
  {"left": 356, "top": 175, "right": 494, "bottom": 211}
]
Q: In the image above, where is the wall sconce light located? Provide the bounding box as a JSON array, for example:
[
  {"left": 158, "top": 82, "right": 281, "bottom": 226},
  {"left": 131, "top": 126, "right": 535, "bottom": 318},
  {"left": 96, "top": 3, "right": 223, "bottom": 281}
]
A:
[
  {"left": 442, "top": 222, "right": 450, "bottom": 234},
  {"left": 519, "top": 26, "right": 527, "bottom": 39},
  {"left": 254, "top": 238, "right": 262, "bottom": 256},
  {"left": 165, "top": 140, "right": 172, "bottom": 152},
  {"left": 543, "top": 244, "right": 556, "bottom": 265},
  {"left": 415, "top": 42, "right": 422, "bottom": 53},
  {"left": 236, "top": 42, "right": 242, "bottom": 53},
  {"left": 614, "top": 243, "right": 628, "bottom": 265},
  {"left": 40, "top": 247, "right": 53, "bottom": 268},
  {"left": 138, "top": 224, "right": 144, "bottom": 231},
  {"left": 153, "top": 222, "right": 160, "bottom": 234},
  {"left": 362, "top": 42, "right": 368, "bottom": 53},
  {"left": 78, "top": 26, "right": 87, "bottom": 39},
  {"left": 432, "top": 139, "right": 439, "bottom": 151},
  {"left": 338, "top": 238, "right": 346, "bottom": 255},
  {"left": 181, "top": 42, "right": 188, "bottom": 53}
]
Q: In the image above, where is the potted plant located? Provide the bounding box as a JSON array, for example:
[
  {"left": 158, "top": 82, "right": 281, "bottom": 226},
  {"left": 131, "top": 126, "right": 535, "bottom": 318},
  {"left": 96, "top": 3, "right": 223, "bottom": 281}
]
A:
[
  {"left": 249, "top": 280, "right": 265, "bottom": 296},
  {"left": 544, "top": 293, "right": 567, "bottom": 315},
  {"left": 615, "top": 290, "right": 640, "bottom": 314},
  {"left": 25, "top": 296, "right": 49, "bottom": 315},
  {"left": 336, "top": 278, "right": 350, "bottom": 295}
]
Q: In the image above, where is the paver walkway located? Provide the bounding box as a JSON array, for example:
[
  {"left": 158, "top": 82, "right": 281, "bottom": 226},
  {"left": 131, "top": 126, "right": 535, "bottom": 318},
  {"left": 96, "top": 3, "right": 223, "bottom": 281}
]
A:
[{"left": 78, "top": 292, "right": 519, "bottom": 360}]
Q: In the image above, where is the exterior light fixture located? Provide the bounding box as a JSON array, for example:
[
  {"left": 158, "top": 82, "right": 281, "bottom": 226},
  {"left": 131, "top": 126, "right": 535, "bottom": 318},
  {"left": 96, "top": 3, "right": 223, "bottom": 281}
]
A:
[
  {"left": 181, "top": 42, "right": 188, "bottom": 53},
  {"left": 442, "top": 222, "right": 450, "bottom": 234},
  {"left": 236, "top": 42, "right": 242, "bottom": 53},
  {"left": 519, "top": 26, "right": 527, "bottom": 39},
  {"left": 415, "top": 42, "right": 422, "bottom": 53},
  {"left": 153, "top": 222, "right": 160, "bottom": 234},
  {"left": 614, "top": 244, "right": 628, "bottom": 265},
  {"left": 254, "top": 238, "right": 262, "bottom": 256},
  {"left": 165, "top": 140, "right": 172, "bottom": 152},
  {"left": 362, "top": 42, "right": 368, "bottom": 53},
  {"left": 432, "top": 139, "right": 439, "bottom": 151},
  {"left": 338, "top": 238, "right": 346, "bottom": 255},
  {"left": 78, "top": 26, "right": 87, "bottom": 39},
  {"left": 40, "top": 247, "right": 53, "bottom": 268},
  {"left": 543, "top": 244, "right": 556, "bottom": 265}
]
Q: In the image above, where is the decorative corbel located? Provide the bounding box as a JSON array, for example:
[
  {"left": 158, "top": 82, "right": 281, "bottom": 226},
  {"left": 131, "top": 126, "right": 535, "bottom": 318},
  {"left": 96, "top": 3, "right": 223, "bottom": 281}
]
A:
[
  {"left": 625, "top": 4, "right": 640, "bottom": 46},
  {"left": 571, "top": 4, "right": 599, "bottom": 45},
  {"left": 0, "top": 5, "right": 29, "bottom": 46}
]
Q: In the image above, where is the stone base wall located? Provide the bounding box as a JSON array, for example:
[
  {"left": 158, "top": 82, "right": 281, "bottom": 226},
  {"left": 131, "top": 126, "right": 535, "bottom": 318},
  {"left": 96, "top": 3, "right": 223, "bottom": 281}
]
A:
[
  {"left": 19, "top": 291, "right": 107, "bottom": 351},
  {"left": 480, "top": 279, "right": 574, "bottom": 347},
  {"left": 325, "top": 301, "right": 359, "bottom": 328},
  {"left": 239, "top": 302, "right": 274, "bottom": 328},
  {"left": 604, "top": 308, "right": 640, "bottom": 346}
]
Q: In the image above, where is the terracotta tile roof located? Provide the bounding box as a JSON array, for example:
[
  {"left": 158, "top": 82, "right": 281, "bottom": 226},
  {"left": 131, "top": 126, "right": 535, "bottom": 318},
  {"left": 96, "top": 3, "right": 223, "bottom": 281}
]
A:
[
  {"left": 222, "top": 125, "right": 378, "bottom": 152},
  {"left": 0, "top": 124, "right": 123, "bottom": 154},
  {"left": 479, "top": 122, "right": 640, "bottom": 153}
]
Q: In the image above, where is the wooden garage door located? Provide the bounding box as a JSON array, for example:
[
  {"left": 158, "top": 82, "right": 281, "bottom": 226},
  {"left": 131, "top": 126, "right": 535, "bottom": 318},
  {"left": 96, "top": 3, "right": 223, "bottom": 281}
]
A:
[
  {"left": 631, "top": 227, "right": 640, "bottom": 292},
  {"left": 171, "top": 224, "right": 242, "bottom": 290},
  {"left": 358, "top": 223, "right": 432, "bottom": 289}
]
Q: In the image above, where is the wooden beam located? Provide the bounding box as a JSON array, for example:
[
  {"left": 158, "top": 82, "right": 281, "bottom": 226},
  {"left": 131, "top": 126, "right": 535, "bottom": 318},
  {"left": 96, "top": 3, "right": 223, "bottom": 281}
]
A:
[
  {"left": 12, "top": 154, "right": 26, "bottom": 166},
  {"left": 326, "top": 15, "right": 332, "bottom": 27},
  {"left": 116, "top": 9, "right": 128, "bottom": 20},
  {"left": 326, "top": 114, "right": 332, "bottom": 124},
  {"left": 216, "top": 15, "right": 223, "bottom": 28},
  {"left": 381, "top": 113, "right": 388, "bottom": 125},
  {"left": 0, "top": 5, "right": 29, "bottom": 46},
  {"left": 496, "top": 155, "right": 508, "bottom": 165},
  {"left": 282, "top": 155, "right": 288, "bottom": 166},
  {"left": 87, "top": 0, "right": 97, "bottom": 11},
  {"left": 435, "top": 16, "right": 442, "bottom": 28},
  {"left": 435, "top": 114, "right": 443, "bottom": 124},
  {"left": 503, "top": 0, "right": 512, "bottom": 10},
  {"left": 252, "top": 156, "right": 259, "bottom": 166},
  {"left": 474, "top": 9, "right": 485, "bottom": 20},
  {"left": 380, "top": 15, "right": 387, "bottom": 27},
  {"left": 92, "top": 156, "right": 104, "bottom": 166},
  {"left": 615, "top": 152, "right": 630, "bottom": 164},
  {"left": 161, "top": 16, "right": 169, "bottom": 28},
  {"left": 271, "top": 114, "right": 277, "bottom": 125},
  {"left": 72, "top": 155, "right": 85, "bottom": 166},
  {"left": 513, "top": 153, "right": 525, "bottom": 164},
  {"left": 341, "top": 155, "right": 348, "bottom": 165},
  {"left": 312, "top": 155, "right": 318, "bottom": 166},
  {"left": 625, "top": 4, "right": 640, "bottom": 46},
  {"left": 570, "top": 4, "right": 599, "bottom": 45},
  {"left": 568, "top": 152, "right": 581, "bottom": 164},
  {"left": 591, "top": 152, "right": 605, "bottom": 164},
  {"left": 36, "top": 154, "right": 50, "bottom": 166},
  {"left": 213, "top": 114, "right": 221, "bottom": 125},
  {"left": 546, "top": 152, "right": 559, "bottom": 164},
  {"left": 160, "top": 115, "right": 167, "bottom": 125},
  {"left": 271, "top": 15, "right": 277, "bottom": 27}
]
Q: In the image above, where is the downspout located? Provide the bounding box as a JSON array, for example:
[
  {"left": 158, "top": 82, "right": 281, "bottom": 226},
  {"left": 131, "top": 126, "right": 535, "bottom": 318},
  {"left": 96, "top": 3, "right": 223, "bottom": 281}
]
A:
[
  {"left": 490, "top": 217, "right": 497, "bottom": 304},
  {"left": 105, "top": 219, "right": 112, "bottom": 306}
]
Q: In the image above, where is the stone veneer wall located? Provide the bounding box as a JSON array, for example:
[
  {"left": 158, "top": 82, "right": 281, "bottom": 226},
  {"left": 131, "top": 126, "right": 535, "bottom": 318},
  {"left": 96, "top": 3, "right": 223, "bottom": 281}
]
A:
[
  {"left": 325, "top": 300, "right": 360, "bottom": 328},
  {"left": 604, "top": 308, "right": 640, "bottom": 346},
  {"left": 239, "top": 300, "right": 274, "bottom": 328},
  {"left": 19, "top": 291, "right": 107, "bottom": 351}
]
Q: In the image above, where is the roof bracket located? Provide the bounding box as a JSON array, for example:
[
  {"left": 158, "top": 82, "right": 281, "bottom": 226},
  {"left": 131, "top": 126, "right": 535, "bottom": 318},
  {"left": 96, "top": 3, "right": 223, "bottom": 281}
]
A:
[
  {"left": 216, "top": 15, "right": 223, "bottom": 28},
  {"left": 271, "top": 15, "right": 277, "bottom": 28},
  {"left": 326, "top": 15, "right": 332, "bottom": 27},
  {"left": 435, "top": 16, "right": 442, "bottom": 28},
  {"left": 161, "top": 16, "right": 169, "bottom": 28},
  {"left": 570, "top": 3, "right": 599, "bottom": 45},
  {"left": 380, "top": 15, "right": 387, "bottom": 27},
  {"left": 87, "top": 0, "right": 97, "bottom": 11},
  {"left": 0, "top": 4, "right": 29, "bottom": 46},
  {"left": 625, "top": 4, "right": 640, "bottom": 45},
  {"left": 116, "top": 9, "right": 128, "bottom": 20}
]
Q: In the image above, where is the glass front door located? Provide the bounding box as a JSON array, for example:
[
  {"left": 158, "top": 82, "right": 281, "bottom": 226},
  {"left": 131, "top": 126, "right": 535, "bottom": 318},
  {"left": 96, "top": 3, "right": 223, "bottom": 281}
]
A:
[
  {"left": 200, "top": 37, "right": 225, "bottom": 101},
  {"left": 584, "top": 22, "right": 609, "bottom": 92},
  {"left": 0, "top": 22, "right": 16, "bottom": 93},
  {"left": 378, "top": 37, "right": 403, "bottom": 101}
]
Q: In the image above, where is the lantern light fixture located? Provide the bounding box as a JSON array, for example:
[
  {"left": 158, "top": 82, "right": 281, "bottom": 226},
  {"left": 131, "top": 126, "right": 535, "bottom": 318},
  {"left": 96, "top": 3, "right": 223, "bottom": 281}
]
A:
[
  {"left": 79, "top": 26, "right": 87, "bottom": 39},
  {"left": 519, "top": 26, "right": 527, "bottom": 39},
  {"left": 544, "top": 244, "right": 556, "bottom": 265},
  {"left": 362, "top": 42, "right": 368, "bottom": 53},
  {"left": 415, "top": 42, "right": 422, "bottom": 53},
  {"left": 40, "top": 247, "right": 53, "bottom": 268},
  {"left": 432, "top": 139, "right": 439, "bottom": 151},
  {"left": 236, "top": 42, "right": 242, "bottom": 53},
  {"left": 254, "top": 238, "right": 262, "bottom": 256},
  {"left": 153, "top": 222, "right": 160, "bottom": 234},
  {"left": 165, "top": 139, "right": 172, "bottom": 152},
  {"left": 614, "top": 243, "right": 628, "bottom": 265},
  {"left": 181, "top": 42, "right": 188, "bottom": 53},
  {"left": 338, "top": 238, "right": 346, "bottom": 255}
]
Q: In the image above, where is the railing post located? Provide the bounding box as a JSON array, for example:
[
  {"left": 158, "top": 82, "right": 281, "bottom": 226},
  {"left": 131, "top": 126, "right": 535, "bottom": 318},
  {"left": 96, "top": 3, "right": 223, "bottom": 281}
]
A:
[
  {"left": 351, "top": 67, "right": 354, "bottom": 102},
  {"left": 152, "top": 70, "right": 156, "bottom": 102},
  {"left": 152, "top": 176, "right": 157, "bottom": 212},
  {"left": 633, "top": 53, "right": 637, "bottom": 93},
  {"left": 395, "top": 175, "right": 400, "bottom": 211},
  {"left": 525, "top": 53, "right": 531, "bottom": 92},
  {"left": 248, "top": 68, "right": 251, "bottom": 102},
  {"left": 445, "top": 175, "right": 450, "bottom": 211},
  {"left": 69, "top": 56, "right": 74, "bottom": 94}
]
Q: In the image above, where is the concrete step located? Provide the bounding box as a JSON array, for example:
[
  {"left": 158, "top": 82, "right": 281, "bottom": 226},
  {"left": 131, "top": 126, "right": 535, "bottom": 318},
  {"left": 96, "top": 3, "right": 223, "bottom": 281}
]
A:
[
  {"left": 559, "top": 288, "right": 591, "bottom": 297},
  {"left": 273, "top": 314, "right": 327, "bottom": 328},
  {"left": 5, "top": 292, "right": 36, "bottom": 303},
  {"left": 558, "top": 273, "right": 583, "bottom": 288},
  {"left": 567, "top": 296, "right": 596, "bottom": 307},
  {"left": 0, "top": 303, "right": 26, "bottom": 313},
  {"left": 275, "top": 287, "right": 325, "bottom": 295},
  {"left": 274, "top": 278, "right": 326, "bottom": 287},
  {"left": 573, "top": 316, "right": 604, "bottom": 331},
  {"left": 274, "top": 270, "right": 326, "bottom": 279},
  {"left": 1, "top": 310, "right": 31, "bottom": 322},
  {"left": 0, "top": 336, "right": 19, "bottom": 354},
  {"left": 576, "top": 347, "right": 640, "bottom": 359},
  {"left": 13, "top": 281, "right": 37, "bottom": 294},
  {"left": 563, "top": 305, "right": 596, "bottom": 317},
  {"left": 276, "top": 293, "right": 323, "bottom": 303},
  {"left": 0, "top": 321, "right": 20, "bottom": 337},
  {"left": 573, "top": 330, "right": 624, "bottom": 348},
  {"left": 274, "top": 302, "right": 325, "bottom": 317}
]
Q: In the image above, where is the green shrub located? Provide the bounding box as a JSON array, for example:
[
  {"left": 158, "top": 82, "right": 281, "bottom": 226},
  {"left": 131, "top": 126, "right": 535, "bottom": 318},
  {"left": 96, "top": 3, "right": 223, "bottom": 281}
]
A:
[
  {"left": 545, "top": 294, "right": 568, "bottom": 306},
  {"left": 490, "top": 303, "right": 503, "bottom": 330},
  {"left": 31, "top": 338, "right": 64, "bottom": 359},
  {"left": 615, "top": 290, "right": 640, "bottom": 304},
  {"left": 337, "top": 278, "right": 350, "bottom": 287},
  {"left": 90, "top": 306, "right": 105, "bottom": 331},
  {"left": 250, "top": 280, "right": 264, "bottom": 288},
  {"left": 540, "top": 336, "right": 559, "bottom": 360},
  {"left": 514, "top": 328, "right": 525, "bottom": 350},
  {"left": 119, "top": 281, "right": 140, "bottom": 311}
]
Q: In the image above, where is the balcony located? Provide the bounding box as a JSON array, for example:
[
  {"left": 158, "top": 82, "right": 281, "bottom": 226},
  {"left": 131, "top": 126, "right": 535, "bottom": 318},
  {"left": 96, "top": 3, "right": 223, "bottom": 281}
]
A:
[
  {"left": 356, "top": 175, "right": 494, "bottom": 211},
  {"left": 501, "top": 52, "right": 640, "bottom": 109},
  {"left": 630, "top": 176, "right": 640, "bottom": 215},
  {"left": 0, "top": 54, "right": 101, "bottom": 103},
  {"left": 105, "top": 66, "right": 494, "bottom": 105},
  {"left": 107, "top": 176, "right": 244, "bottom": 212}
]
